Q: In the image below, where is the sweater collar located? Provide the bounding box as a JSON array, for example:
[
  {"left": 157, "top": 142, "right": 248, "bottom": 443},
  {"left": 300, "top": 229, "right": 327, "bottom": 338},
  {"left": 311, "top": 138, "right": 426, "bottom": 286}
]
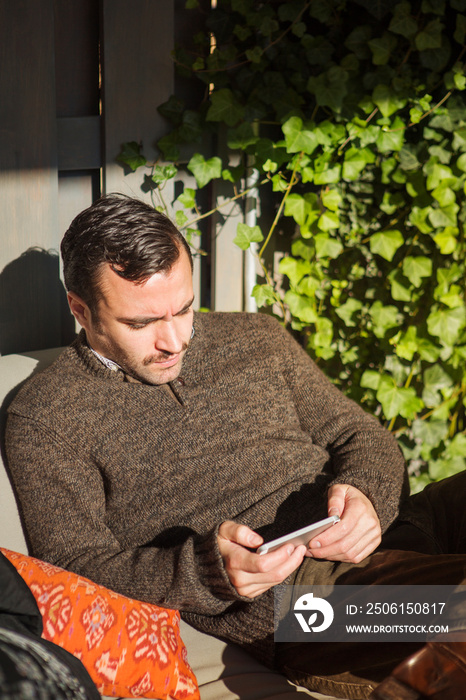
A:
[{"left": 71, "top": 313, "right": 204, "bottom": 385}]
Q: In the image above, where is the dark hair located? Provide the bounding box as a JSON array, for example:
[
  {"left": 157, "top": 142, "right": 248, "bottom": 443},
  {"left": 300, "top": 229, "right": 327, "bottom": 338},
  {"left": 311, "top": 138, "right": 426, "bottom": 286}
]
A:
[{"left": 61, "top": 194, "right": 193, "bottom": 313}]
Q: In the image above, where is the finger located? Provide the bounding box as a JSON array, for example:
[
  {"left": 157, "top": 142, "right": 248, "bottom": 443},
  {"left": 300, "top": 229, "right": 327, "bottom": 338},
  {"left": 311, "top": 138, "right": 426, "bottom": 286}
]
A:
[
  {"left": 253, "top": 541, "right": 304, "bottom": 572},
  {"left": 309, "top": 523, "right": 381, "bottom": 562},
  {"left": 218, "top": 520, "right": 263, "bottom": 548},
  {"left": 235, "top": 545, "right": 307, "bottom": 598},
  {"left": 327, "top": 483, "right": 348, "bottom": 518}
]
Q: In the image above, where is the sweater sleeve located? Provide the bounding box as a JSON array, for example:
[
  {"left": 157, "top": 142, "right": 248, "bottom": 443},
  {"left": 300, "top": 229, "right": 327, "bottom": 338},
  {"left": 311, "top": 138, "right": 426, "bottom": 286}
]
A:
[
  {"left": 263, "top": 317, "right": 409, "bottom": 532},
  {"left": 5, "top": 413, "right": 245, "bottom": 615}
]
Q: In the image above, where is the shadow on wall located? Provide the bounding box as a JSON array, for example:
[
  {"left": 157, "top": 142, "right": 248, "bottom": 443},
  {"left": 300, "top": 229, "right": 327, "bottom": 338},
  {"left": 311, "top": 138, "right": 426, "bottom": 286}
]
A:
[{"left": 0, "top": 248, "right": 76, "bottom": 355}]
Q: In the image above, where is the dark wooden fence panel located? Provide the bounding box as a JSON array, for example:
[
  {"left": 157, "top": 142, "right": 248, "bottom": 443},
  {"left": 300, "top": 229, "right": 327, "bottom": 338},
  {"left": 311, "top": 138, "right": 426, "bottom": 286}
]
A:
[
  {"left": 0, "top": 0, "right": 64, "bottom": 354},
  {"left": 0, "top": 0, "right": 248, "bottom": 355}
]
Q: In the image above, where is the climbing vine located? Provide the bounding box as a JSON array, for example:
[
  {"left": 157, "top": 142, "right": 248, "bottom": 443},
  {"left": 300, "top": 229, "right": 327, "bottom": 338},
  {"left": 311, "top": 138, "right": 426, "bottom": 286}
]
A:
[{"left": 118, "top": 0, "right": 466, "bottom": 490}]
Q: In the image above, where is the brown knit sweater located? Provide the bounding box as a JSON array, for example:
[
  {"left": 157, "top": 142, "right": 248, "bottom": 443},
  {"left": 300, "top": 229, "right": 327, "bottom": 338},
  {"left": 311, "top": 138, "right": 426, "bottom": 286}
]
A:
[{"left": 6, "top": 312, "right": 408, "bottom": 666}]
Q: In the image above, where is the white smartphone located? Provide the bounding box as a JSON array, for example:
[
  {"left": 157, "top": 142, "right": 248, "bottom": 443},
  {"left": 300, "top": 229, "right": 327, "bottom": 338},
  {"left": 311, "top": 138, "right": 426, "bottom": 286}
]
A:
[{"left": 256, "top": 515, "right": 340, "bottom": 555}]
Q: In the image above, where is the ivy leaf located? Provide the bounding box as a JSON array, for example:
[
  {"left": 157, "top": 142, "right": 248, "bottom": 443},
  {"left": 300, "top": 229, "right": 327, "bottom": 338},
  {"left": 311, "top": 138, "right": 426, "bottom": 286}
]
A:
[
  {"left": 151, "top": 163, "right": 178, "bottom": 184},
  {"left": 427, "top": 306, "right": 466, "bottom": 345},
  {"left": 454, "top": 12, "right": 466, "bottom": 43},
  {"left": 117, "top": 142, "right": 147, "bottom": 171},
  {"left": 429, "top": 108, "right": 454, "bottom": 129},
  {"left": 448, "top": 433, "right": 466, "bottom": 457},
  {"left": 282, "top": 116, "right": 319, "bottom": 154},
  {"left": 388, "top": 2, "right": 418, "bottom": 38},
  {"left": 412, "top": 418, "right": 449, "bottom": 448},
  {"left": 227, "top": 123, "right": 258, "bottom": 150},
  {"left": 206, "top": 89, "right": 244, "bottom": 126},
  {"left": 335, "top": 298, "right": 363, "bottom": 327},
  {"left": 298, "top": 274, "right": 322, "bottom": 298},
  {"left": 177, "top": 188, "right": 196, "bottom": 209},
  {"left": 393, "top": 326, "right": 418, "bottom": 361},
  {"left": 429, "top": 203, "right": 459, "bottom": 228},
  {"left": 284, "top": 193, "right": 320, "bottom": 228},
  {"left": 278, "top": 257, "right": 312, "bottom": 286},
  {"left": 315, "top": 233, "right": 343, "bottom": 258},
  {"left": 429, "top": 455, "right": 466, "bottom": 481},
  {"left": 317, "top": 211, "right": 339, "bottom": 231},
  {"left": 157, "top": 133, "right": 181, "bottom": 162},
  {"left": 284, "top": 194, "right": 307, "bottom": 226},
  {"left": 368, "top": 32, "right": 397, "bottom": 65},
  {"left": 377, "top": 378, "right": 424, "bottom": 419},
  {"left": 345, "top": 25, "right": 372, "bottom": 58},
  {"left": 233, "top": 223, "right": 264, "bottom": 250},
  {"left": 372, "top": 84, "right": 407, "bottom": 117},
  {"left": 307, "top": 67, "right": 349, "bottom": 112},
  {"left": 402, "top": 256, "right": 433, "bottom": 287},
  {"left": 342, "top": 146, "right": 376, "bottom": 180},
  {"left": 409, "top": 107, "right": 423, "bottom": 124},
  {"left": 423, "top": 363, "right": 454, "bottom": 397},
  {"left": 399, "top": 147, "right": 420, "bottom": 171},
  {"left": 370, "top": 229, "right": 404, "bottom": 261},
  {"left": 252, "top": 284, "right": 276, "bottom": 308},
  {"left": 175, "top": 210, "right": 188, "bottom": 228},
  {"left": 313, "top": 155, "right": 341, "bottom": 185},
  {"left": 452, "top": 126, "right": 466, "bottom": 151},
  {"left": 388, "top": 269, "right": 413, "bottom": 301},
  {"left": 434, "top": 229, "right": 458, "bottom": 254},
  {"left": 284, "top": 290, "right": 318, "bottom": 324},
  {"left": 376, "top": 117, "right": 405, "bottom": 152},
  {"left": 409, "top": 206, "right": 433, "bottom": 234},
  {"left": 437, "top": 263, "right": 463, "bottom": 286},
  {"left": 437, "top": 284, "right": 463, "bottom": 309},
  {"left": 246, "top": 46, "right": 263, "bottom": 63},
  {"left": 312, "top": 317, "right": 334, "bottom": 350},
  {"left": 157, "top": 95, "right": 185, "bottom": 125},
  {"left": 359, "top": 125, "right": 381, "bottom": 147},
  {"left": 291, "top": 238, "right": 315, "bottom": 261},
  {"left": 369, "top": 301, "right": 400, "bottom": 338},
  {"left": 425, "top": 163, "right": 455, "bottom": 190},
  {"left": 315, "top": 120, "right": 346, "bottom": 146},
  {"left": 432, "top": 185, "right": 456, "bottom": 207},
  {"left": 415, "top": 18, "right": 444, "bottom": 50},
  {"left": 417, "top": 338, "right": 441, "bottom": 362},
  {"left": 321, "top": 188, "right": 341, "bottom": 211},
  {"left": 188, "top": 154, "right": 222, "bottom": 188},
  {"left": 360, "top": 370, "right": 382, "bottom": 390}
]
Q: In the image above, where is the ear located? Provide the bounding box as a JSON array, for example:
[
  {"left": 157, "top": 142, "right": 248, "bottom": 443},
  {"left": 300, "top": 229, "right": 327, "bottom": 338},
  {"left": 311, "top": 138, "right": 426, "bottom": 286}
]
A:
[{"left": 67, "top": 292, "right": 92, "bottom": 331}]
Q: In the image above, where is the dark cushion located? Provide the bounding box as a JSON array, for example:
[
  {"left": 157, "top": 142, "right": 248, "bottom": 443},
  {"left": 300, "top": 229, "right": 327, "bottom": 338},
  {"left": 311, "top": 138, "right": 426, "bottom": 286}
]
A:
[{"left": 0, "top": 551, "right": 99, "bottom": 699}]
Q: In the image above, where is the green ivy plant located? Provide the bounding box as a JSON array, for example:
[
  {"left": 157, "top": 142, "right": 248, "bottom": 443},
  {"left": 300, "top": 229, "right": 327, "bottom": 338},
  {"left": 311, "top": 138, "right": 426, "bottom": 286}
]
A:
[{"left": 118, "top": 0, "right": 466, "bottom": 491}]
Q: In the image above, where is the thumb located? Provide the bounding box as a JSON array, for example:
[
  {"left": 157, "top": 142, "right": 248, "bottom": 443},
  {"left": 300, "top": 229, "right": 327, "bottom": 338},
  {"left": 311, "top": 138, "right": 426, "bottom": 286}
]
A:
[
  {"left": 327, "top": 484, "right": 348, "bottom": 518},
  {"left": 219, "top": 520, "right": 263, "bottom": 548}
]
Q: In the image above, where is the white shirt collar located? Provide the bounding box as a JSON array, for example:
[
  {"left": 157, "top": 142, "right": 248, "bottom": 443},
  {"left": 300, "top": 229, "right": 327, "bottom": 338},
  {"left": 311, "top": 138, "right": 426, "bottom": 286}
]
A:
[{"left": 89, "top": 347, "right": 122, "bottom": 373}]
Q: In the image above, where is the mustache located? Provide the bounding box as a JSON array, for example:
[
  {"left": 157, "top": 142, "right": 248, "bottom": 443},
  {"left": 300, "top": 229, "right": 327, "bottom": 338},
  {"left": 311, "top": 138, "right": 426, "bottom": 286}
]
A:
[{"left": 142, "top": 341, "right": 189, "bottom": 366}]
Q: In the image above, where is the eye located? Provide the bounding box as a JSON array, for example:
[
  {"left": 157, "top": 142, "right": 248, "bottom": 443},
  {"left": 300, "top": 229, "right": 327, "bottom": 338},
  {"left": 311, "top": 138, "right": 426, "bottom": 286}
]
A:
[
  {"left": 178, "top": 304, "right": 193, "bottom": 316},
  {"left": 127, "top": 322, "right": 148, "bottom": 331}
]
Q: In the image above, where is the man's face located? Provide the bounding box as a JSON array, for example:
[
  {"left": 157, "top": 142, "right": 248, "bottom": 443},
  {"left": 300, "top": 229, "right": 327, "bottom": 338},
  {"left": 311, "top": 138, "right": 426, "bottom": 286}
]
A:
[{"left": 69, "top": 248, "right": 194, "bottom": 385}]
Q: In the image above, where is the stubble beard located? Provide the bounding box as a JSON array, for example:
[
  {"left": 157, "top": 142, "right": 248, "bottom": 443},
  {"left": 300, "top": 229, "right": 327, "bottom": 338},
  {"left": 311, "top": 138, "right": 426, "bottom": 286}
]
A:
[{"left": 89, "top": 310, "right": 191, "bottom": 385}]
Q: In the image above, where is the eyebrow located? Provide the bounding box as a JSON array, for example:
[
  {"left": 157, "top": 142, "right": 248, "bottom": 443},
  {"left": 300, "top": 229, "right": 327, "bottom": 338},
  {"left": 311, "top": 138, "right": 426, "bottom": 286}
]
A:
[{"left": 117, "top": 296, "right": 195, "bottom": 325}]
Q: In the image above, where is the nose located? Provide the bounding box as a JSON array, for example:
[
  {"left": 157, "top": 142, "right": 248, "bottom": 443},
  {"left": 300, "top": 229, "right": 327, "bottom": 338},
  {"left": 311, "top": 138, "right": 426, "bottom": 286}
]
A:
[{"left": 155, "top": 318, "right": 185, "bottom": 355}]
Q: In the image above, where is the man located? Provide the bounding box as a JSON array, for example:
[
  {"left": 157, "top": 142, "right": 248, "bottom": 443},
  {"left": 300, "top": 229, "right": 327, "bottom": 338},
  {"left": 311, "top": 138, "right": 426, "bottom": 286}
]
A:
[{"left": 5, "top": 194, "right": 466, "bottom": 700}]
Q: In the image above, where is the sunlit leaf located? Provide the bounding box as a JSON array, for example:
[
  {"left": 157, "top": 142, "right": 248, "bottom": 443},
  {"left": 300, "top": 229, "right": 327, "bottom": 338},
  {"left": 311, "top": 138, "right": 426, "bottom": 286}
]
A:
[
  {"left": 233, "top": 223, "right": 264, "bottom": 250},
  {"left": 370, "top": 229, "right": 404, "bottom": 261}
]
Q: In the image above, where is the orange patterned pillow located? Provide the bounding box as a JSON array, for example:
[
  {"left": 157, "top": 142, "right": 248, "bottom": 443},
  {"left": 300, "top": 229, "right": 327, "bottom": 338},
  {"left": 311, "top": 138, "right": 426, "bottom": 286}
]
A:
[{"left": 1, "top": 548, "right": 199, "bottom": 700}]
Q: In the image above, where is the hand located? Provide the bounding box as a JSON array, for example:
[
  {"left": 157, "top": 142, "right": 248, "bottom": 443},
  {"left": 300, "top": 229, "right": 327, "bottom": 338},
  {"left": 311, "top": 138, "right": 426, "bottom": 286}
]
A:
[
  {"left": 218, "top": 520, "right": 306, "bottom": 599},
  {"left": 305, "top": 484, "right": 381, "bottom": 564}
]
